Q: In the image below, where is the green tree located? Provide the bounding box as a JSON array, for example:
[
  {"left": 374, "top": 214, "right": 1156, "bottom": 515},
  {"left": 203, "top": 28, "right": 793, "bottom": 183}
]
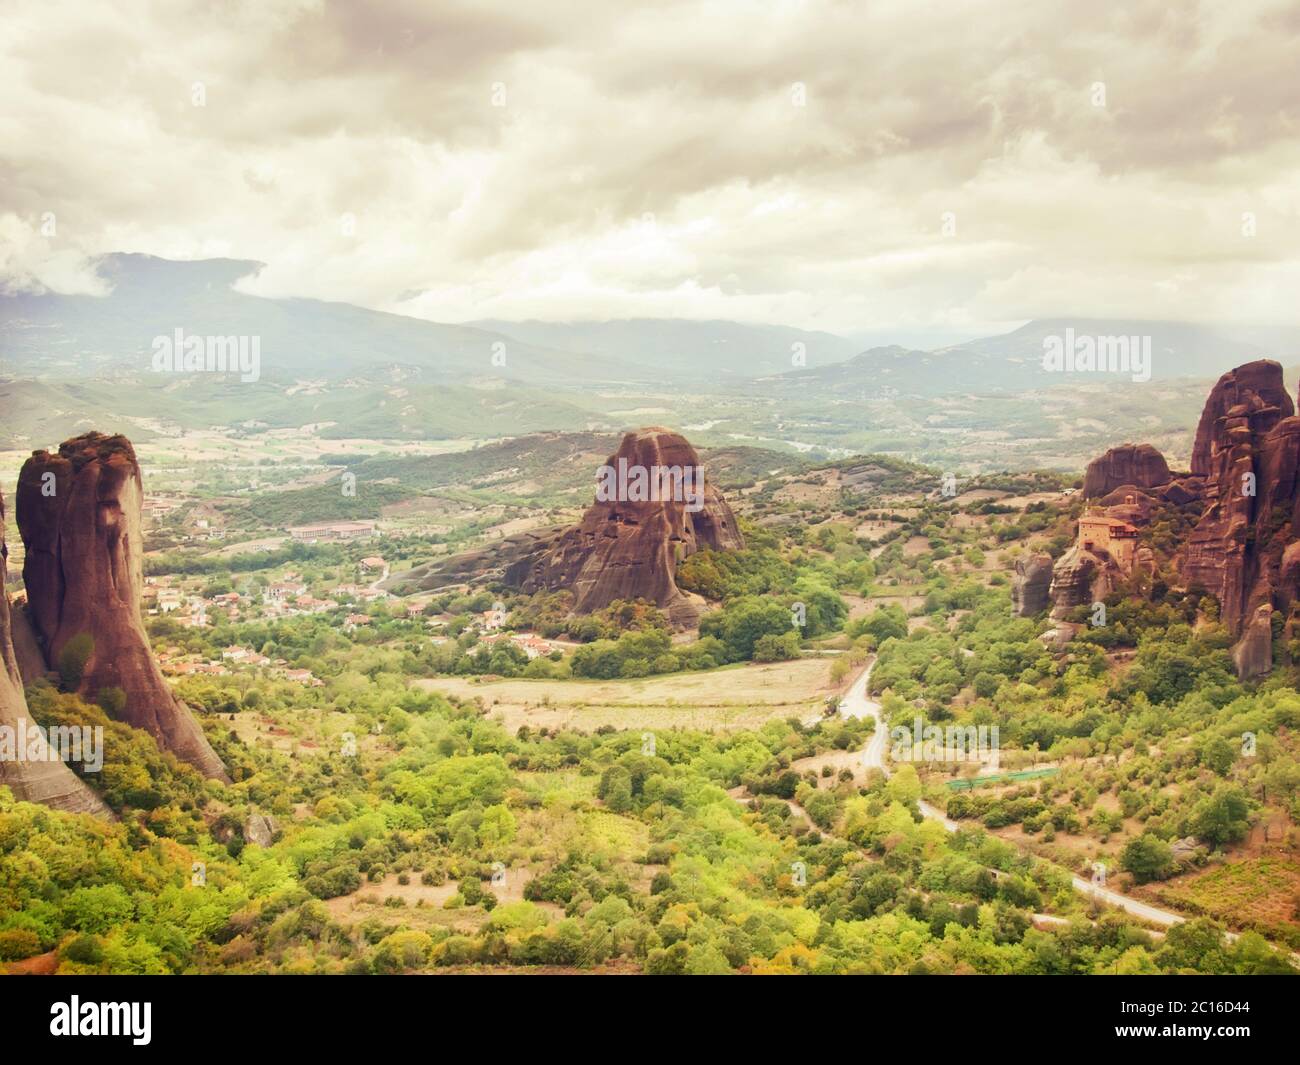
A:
[
  {"left": 1120, "top": 833, "right": 1175, "bottom": 883},
  {"left": 57, "top": 632, "right": 94, "bottom": 692},
  {"left": 1188, "top": 786, "right": 1250, "bottom": 846},
  {"left": 1198, "top": 735, "right": 1236, "bottom": 777},
  {"left": 698, "top": 597, "right": 792, "bottom": 661},
  {"left": 753, "top": 631, "right": 802, "bottom": 662}
]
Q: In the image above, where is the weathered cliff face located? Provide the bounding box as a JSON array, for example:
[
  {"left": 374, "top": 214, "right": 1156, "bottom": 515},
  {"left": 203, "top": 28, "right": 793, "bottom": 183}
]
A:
[
  {"left": 1231, "top": 603, "right": 1275, "bottom": 679},
  {"left": 8, "top": 597, "right": 51, "bottom": 687},
  {"left": 1190, "top": 360, "right": 1295, "bottom": 477},
  {"left": 0, "top": 490, "right": 111, "bottom": 816},
  {"left": 385, "top": 526, "right": 566, "bottom": 595},
  {"left": 1082, "top": 444, "right": 1172, "bottom": 499},
  {"left": 1177, "top": 362, "right": 1300, "bottom": 677},
  {"left": 1011, "top": 553, "right": 1053, "bottom": 617},
  {"left": 16, "top": 433, "right": 230, "bottom": 781},
  {"left": 504, "top": 427, "right": 744, "bottom": 627},
  {"left": 1048, "top": 546, "right": 1113, "bottom": 621}
]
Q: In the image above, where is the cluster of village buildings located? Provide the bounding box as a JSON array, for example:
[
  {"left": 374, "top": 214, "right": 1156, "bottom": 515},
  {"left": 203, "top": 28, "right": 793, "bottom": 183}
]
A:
[
  {"left": 143, "top": 496, "right": 380, "bottom": 546},
  {"left": 146, "top": 555, "right": 563, "bottom": 685},
  {"left": 144, "top": 556, "right": 392, "bottom": 627}
]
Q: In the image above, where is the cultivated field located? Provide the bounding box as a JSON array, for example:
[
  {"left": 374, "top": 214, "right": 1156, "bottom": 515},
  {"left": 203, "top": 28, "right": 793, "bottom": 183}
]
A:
[{"left": 416, "top": 657, "right": 844, "bottom": 733}]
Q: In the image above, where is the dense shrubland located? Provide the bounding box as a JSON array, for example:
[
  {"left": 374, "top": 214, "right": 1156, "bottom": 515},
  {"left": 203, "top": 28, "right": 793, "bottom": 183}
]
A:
[{"left": 5, "top": 677, "right": 1287, "bottom": 973}]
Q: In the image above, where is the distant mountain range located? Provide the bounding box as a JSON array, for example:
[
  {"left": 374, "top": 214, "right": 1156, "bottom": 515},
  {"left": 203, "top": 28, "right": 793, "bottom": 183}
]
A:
[
  {"left": 5, "top": 255, "right": 1295, "bottom": 393},
  {"left": 5, "top": 254, "right": 1300, "bottom": 461},
  {"left": 1, "top": 255, "right": 858, "bottom": 387},
  {"left": 468, "top": 318, "right": 860, "bottom": 381},
  {"left": 755, "top": 319, "right": 1300, "bottom": 399},
  {"left": 0, "top": 254, "right": 619, "bottom": 386}
]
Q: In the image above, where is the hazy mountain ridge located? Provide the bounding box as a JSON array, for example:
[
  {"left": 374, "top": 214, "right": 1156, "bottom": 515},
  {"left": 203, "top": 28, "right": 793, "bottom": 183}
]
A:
[
  {"left": 468, "top": 317, "right": 861, "bottom": 381},
  {"left": 757, "top": 320, "right": 1290, "bottom": 399},
  {"left": 6, "top": 256, "right": 1300, "bottom": 475},
  {"left": 1, "top": 254, "right": 626, "bottom": 385}
]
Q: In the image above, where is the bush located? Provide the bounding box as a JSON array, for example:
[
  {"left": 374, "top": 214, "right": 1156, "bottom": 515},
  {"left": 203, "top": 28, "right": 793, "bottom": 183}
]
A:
[
  {"left": 0, "top": 928, "right": 41, "bottom": 961},
  {"left": 57, "top": 633, "right": 95, "bottom": 692},
  {"left": 371, "top": 930, "right": 434, "bottom": 974},
  {"left": 62, "top": 934, "right": 105, "bottom": 966},
  {"left": 753, "top": 631, "right": 802, "bottom": 663},
  {"left": 1121, "top": 834, "right": 1176, "bottom": 884}
]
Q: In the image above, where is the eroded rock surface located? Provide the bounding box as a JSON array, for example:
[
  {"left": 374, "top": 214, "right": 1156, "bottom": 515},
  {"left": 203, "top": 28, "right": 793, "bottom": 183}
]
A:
[
  {"left": 1178, "top": 362, "right": 1300, "bottom": 677},
  {"left": 1082, "top": 444, "right": 1172, "bottom": 499},
  {"left": 17, "top": 433, "right": 229, "bottom": 781},
  {"left": 1012, "top": 553, "right": 1053, "bottom": 617},
  {"left": 505, "top": 427, "right": 744, "bottom": 627},
  {"left": 0, "top": 488, "right": 111, "bottom": 815}
]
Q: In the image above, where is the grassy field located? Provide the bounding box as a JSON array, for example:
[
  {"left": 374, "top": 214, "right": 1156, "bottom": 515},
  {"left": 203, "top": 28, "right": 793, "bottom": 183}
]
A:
[
  {"left": 416, "top": 657, "right": 845, "bottom": 733},
  {"left": 1140, "top": 857, "right": 1300, "bottom": 940}
]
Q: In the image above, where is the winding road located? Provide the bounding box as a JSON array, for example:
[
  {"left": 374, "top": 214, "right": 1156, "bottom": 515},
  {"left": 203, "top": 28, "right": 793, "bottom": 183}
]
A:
[{"left": 839, "top": 661, "right": 1187, "bottom": 929}]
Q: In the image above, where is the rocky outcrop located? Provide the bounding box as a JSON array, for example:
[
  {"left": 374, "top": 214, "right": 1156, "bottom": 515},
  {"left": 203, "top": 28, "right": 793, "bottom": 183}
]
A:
[
  {"left": 1231, "top": 603, "right": 1275, "bottom": 680},
  {"left": 1082, "top": 444, "right": 1172, "bottom": 498},
  {"left": 8, "top": 598, "right": 52, "bottom": 686},
  {"left": 1048, "top": 546, "right": 1112, "bottom": 621},
  {"left": 1011, "top": 553, "right": 1053, "bottom": 616},
  {"left": 385, "top": 527, "right": 565, "bottom": 595},
  {"left": 16, "top": 433, "right": 230, "bottom": 781},
  {"left": 1099, "top": 486, "right": 1156, "bottom": 522},
  {"left": 1177, "top": 362, "right": 1300, "bottom": 677},
  {"left": 1156, "top": 477, "right": 1205, "bottom": 506},
  {"left": 244, "top": 812, "right": 279, "bottom": 848},
  {"left": 1191, "top": 360, "right": 1294, "bottom": 477},
  {"left": 0, "top": 489, "right": 111, "bottom": 816},
  {"left": 1051, "top": 361, "right": 1300, "bottom": 677},
  {"left": 504, "top": 427, "right": 744, "bottom": 627}
]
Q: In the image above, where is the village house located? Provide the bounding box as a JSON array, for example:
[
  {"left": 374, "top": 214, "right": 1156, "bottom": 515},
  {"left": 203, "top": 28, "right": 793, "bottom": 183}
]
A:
[
  {"left": 141, "top": 497, "right": 182, "bottom": 518},
  {"left": 510, "top": 633, "right": 555, "bottom": 659},
  {"left": 289, "top": 595, "right": 337, "bottom": 615},
  {"left": 220, "top": 646, "right": 270, "bottom": 667},
  {"left": 177, "top": 598, "right": 209, "bottom": 628},
  {"left": 167, "top": 660, "right": 228, "bottom": 676},
  {"left": 266, "top": 580, "right": 308, "bottom": 601},
  {"left": 288, "top": 520, "right": 378, "bottom": 543},
  {"left": 277, "top": 668, "right": 324, "bottom": 687}
]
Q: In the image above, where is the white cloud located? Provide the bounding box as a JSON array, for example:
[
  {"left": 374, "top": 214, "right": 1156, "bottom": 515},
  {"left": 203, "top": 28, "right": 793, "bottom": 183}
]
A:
[{"left": 2, "top": 0, "right": 1299, "bottom": 333}]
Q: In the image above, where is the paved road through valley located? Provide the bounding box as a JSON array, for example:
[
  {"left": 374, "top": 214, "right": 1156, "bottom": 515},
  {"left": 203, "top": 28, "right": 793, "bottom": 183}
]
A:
[{"left": 838, "top": 661, "right": 1187, "bottom": 929}]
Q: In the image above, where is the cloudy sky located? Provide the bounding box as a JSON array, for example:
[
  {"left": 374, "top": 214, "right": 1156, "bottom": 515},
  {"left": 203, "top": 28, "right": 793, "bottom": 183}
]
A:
[{"left": 3, "top": 0, "right": 1299, "bottom": 337}]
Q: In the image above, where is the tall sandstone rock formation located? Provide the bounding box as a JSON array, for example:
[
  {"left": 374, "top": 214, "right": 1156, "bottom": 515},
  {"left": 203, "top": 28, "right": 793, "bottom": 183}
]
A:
[
  {"left": 1081, "top": 444, "right": 1171, "bottom": 499},
  {"left": 17, "top": 433, "right": 230, "bottom": 781},
  {"left": 1049, "top": 545, "right": 1114, "bottom": 621},
  {"left": 0, "top": 490, "right": 111, "bottom": 815},
  {"left": 1057, "top": 361, "right": 1300, "bottom": 678},
  {"left": 505, "top": 427, "right": 743, "bottom": 627},
  {"left": 1011, "top": 553, "right": 1053, "bottom": 617},
  {"left": 1179, "top": 361, "right": 1300, "bottom": 678}
]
